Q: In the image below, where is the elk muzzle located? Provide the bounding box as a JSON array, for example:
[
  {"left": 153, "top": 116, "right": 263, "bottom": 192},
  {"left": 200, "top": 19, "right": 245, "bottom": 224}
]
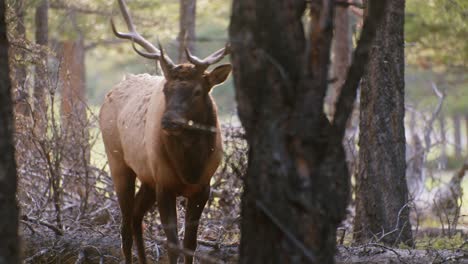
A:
[{"left": 161, "top": 113, "right": 186, "bottom": 134}]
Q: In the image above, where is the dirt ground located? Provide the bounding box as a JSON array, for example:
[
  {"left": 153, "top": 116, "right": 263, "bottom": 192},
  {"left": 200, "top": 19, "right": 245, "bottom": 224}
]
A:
[{"left": 21, "top": 223, "right": 467, "bottom": 264}]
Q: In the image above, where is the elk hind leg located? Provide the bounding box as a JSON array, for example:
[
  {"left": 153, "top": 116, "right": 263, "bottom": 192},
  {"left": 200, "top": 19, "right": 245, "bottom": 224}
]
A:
[
  {"left": 109, "top": 161, "right": 136, "bottom": 264},
  {"left": 132, "top": 183, "right": 156, "bottom": 264}
]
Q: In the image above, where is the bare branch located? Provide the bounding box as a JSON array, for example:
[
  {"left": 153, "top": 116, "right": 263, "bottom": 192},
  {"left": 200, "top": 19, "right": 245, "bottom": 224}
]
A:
[{"left": 331, "top": 0, "right": 388, "bottom": 140}]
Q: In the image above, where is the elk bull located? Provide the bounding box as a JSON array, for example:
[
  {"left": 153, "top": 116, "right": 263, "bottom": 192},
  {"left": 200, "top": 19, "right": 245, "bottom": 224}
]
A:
[{"left": 99, "top": 1, "right": 231, "bottom": 263}]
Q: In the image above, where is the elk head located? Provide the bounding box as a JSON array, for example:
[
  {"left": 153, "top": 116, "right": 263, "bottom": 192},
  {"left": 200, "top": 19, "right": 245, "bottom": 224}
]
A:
[{"left": 111, "top": 0, "right": 231, "bottom": 135}]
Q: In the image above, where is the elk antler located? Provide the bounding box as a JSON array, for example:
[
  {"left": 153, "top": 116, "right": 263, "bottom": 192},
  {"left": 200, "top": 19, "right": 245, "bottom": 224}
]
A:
[
  {"left": 185, "top": 44, "right": 231, "bottom": 72},
  {"left": 111, "top": 0, "right": 161, "bottom": 59}
]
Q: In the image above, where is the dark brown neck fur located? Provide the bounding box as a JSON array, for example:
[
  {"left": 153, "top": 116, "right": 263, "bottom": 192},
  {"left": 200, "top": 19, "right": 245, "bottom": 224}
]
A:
[{"left": 162, "top": 96, "right": 218, "bottom": 184}]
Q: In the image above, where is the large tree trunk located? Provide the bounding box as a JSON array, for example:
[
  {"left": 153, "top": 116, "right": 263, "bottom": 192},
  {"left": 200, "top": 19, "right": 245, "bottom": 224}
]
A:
[
  {"left": 230, "top": 0, "right": 387, "bottom": 263},
  {"left": 330, "top": 4, "right": 351, "bottom": 116},
  {"left": 453, "top": 115, "right": 462, "bottom": 158},
  {"left": 353, "top": 0, "right": 413, "bottom": 246},
  {"left": 0, "top": 1, "right": 19, "bottom": 262},
  {"left": 33, "top": 0, "right": 49, "bottom": 132},
  {"left": 178, "top": 0, "right": 196, "bottom": 63}
]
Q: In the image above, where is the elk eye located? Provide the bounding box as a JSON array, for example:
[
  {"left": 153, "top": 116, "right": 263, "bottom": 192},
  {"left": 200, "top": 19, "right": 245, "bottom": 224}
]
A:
[{"left": 194, "top": 90, "right": 202, "bottom": 97}]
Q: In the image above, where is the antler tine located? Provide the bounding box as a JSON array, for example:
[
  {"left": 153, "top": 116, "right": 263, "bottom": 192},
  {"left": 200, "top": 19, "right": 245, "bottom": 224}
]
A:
[
  {"left": 203, "top": 44, "right": 231, "bottom": 65},
  {"left": 157, "top": 40, "right": 176, "bottom": 67},
  {"left": 132, "top": 41, "right": 159, "bottom": 59},
  {"left": 112, "top": 0, "right": 160, "bottom": 58},
  {"left": 185, "top": 44, "right": 231, "bottom": 71},
  {"left": 185, "top": 48, "right": 205, "bottom": 65}
]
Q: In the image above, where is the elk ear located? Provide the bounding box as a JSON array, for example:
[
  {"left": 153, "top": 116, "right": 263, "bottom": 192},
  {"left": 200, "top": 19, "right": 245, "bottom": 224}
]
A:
[{"left": 207, "top": 64, "right": 232, "bottom": 88}]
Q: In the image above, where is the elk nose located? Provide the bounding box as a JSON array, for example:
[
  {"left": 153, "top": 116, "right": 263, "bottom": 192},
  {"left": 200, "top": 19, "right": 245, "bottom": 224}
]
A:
[{"left": 161, "top": 116, "right": 182, "bottom": 131}]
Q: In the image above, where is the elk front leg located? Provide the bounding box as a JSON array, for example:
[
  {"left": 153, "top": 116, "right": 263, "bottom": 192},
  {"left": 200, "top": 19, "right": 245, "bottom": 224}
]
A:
[
  {"left": 157, "top": 186, "right": 179, "bottom": 264},
  {"left": 183, "top": 186, "right": 210, "bottom": 264}
]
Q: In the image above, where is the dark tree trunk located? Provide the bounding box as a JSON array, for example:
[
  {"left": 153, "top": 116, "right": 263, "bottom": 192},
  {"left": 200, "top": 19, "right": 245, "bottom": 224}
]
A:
[
  {"left": 12, "top": 0, "right": 30, "bottom": 116},
  {"left": 178, "top": 0, "right": 196, "bottom": 63},
  {"left": 354, "top": 0, "right": 413, "bottom": 246},
  {"left": 33, "top": 0, "right": 49, "bottom": 130},
  {"left": 453, "top": 115, "right": 462, "bottom": 158},
  {"left": 0, "top": 1, "right": 19, "bottom": 262},
  {"left": 230, "top": 0, "right": 387, "bottom": 263},
  {"left": 330, "top": 4, "right": 351, "bottom": 117}
]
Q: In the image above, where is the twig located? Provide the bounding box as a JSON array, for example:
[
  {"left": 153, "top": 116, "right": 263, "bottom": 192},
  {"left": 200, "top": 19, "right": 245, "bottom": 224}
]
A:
[
  {"left": 366, "top": 243, "right": 410, "bottom": 264},
  {"left": 423, "top": 82, "right": 445, "bottom": 151},
  {"left": 21, "top": 215, "right": 64, "bottom": 236},
  {"left": 20, "top": 220, "right": 37, "bottom": 235},
  {"left": 23, "top": 249, "right": 50, "bottom": 263}
]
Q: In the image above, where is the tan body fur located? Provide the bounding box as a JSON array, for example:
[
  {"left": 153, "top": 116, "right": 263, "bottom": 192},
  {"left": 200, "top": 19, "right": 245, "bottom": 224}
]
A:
[{"left": 99, "top": 74, "right": 222, "bottom": 198}]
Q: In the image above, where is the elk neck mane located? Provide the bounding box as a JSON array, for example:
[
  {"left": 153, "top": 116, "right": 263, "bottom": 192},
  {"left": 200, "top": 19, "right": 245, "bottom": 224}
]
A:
[{"left": 161, "top": 94, "right": 219, "bottom": 184}]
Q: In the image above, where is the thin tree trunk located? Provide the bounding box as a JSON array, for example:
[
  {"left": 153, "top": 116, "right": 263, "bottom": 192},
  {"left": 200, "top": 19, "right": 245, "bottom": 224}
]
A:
[
  {"left": 33, "top": 0, "right": 49, "bottom": 131},
  {"left": 409, "top": 110, "right": 416, "bottom": 137},
  {"left": 354, "top": 0, "right": 413, "bottom": 246},
  {"left": 439, "top": 115, "right": 447, "bottom": 168},
  {"left": 59, "top": 39, "right": 89, "bottom": 195},
  {"left": 12, "top": 0, "right": 29, "bottom": 116},
  {"left": 0, "top": 1, "right": 19, "bottom": 262},
  {"left": 330, "top": 4, "right": 351, "bottom": 117},
  {"left": 60, "top": 40, "right": 86, "bottom": 127},
  {"left": 178, "top": 0, "right": 196, "bottom": 63},
  {"left": 230, "top": 0, "right": 387, "bottom": 262},
  {"left": 465, "top": 114, "right": 468, "bottom": 156},
  {"left": 453, "top": 115, "right": 462, "bottom": 158}
]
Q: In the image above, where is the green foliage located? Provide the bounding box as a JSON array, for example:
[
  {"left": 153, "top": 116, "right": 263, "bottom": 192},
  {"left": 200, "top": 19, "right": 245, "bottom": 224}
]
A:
[
  {"left": 426, "top": 155, "right": 467, "bottom": 170},
  {"left": 412, "top": 233, "right": 466, "bottom": 250},
  {"left": 405, "top": 0, "right": 468, "bottom": 114},
  {"left": 406, "top": 0, "right": 467, "bottom": 69}
]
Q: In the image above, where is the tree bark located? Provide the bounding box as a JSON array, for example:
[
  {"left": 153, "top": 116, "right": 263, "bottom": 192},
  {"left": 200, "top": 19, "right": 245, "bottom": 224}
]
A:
[
  {"left": 230, "top": 0, "right": 387, "bottom": 263},
  {"left": 0, "top": 1, "right": 20, "bottom": 262},
  {"left": 178, "top": 0, "right": 196, "bottom": 63},
  {"left": 59, "top": 40, "right": 86, "bottom": 127},
  {"left": 409, "top": 110, "right": 416, "bottom": 137},
  {"left": 465, "top": 114, "right": 468, "bottom": 156},
  {"left": 439, "top": 115, "right": 447, "bottom": 168},
  {"left": 12, "top": 0, "right": 30, "bottom": 116},
  {"left": 330, "top": 4, "right": 351, "bottom": 117},
  {"left": 59, "top": 39, "right": 90, "bottom": 203},
  {"left": 354, "top": 0, "right": 413, "bottom": 246},
  {"left": 33, "top": 0, "right": 49, "bottom": 131},
  {"left": 453, "top": 114, "right": 462, "bottom": 158}
]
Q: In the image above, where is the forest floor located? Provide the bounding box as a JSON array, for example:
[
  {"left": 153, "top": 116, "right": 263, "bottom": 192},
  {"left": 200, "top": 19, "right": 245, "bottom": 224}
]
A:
[
  {"left": 21, "top": 221, "right": 467, "bottom": 264},
  {"left": 21, "top": 219, "right": 239, "bottom": 264}
]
